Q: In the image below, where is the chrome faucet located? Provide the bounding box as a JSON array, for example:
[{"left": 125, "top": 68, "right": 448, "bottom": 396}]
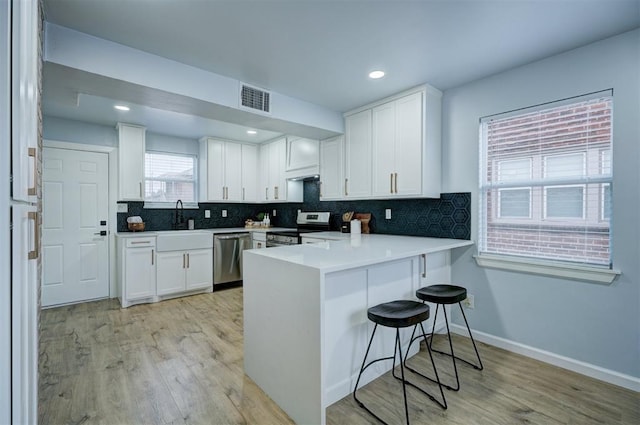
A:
[{"left": 174, "top": 199, "right": 185, "bottom": 229}]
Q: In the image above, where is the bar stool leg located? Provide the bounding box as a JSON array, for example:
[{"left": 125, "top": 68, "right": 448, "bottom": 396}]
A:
[
  {"left": 395, "top": 329, "right": 410, "bottom": 425},
  {"left": 400, "top": 323, "right": 447, "bottom": 409},
  {"left": 353, "top": 324, "right": 410, "bottom": 425},
  {"left": 457, "top": 302, "right": 484, "bottom": 371}
]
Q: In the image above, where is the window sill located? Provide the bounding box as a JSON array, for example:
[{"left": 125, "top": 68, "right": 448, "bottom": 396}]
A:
[
  {"left": 473, "top": 254, "right": 620, "bottom": 284},
  {"left": 143, "top": 202, "right": 199, "bottom": 209}
]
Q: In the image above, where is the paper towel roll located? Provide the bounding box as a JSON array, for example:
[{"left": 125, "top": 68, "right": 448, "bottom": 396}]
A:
[{"left": 350, "top": 219, "right": 361, "bottom": 235}]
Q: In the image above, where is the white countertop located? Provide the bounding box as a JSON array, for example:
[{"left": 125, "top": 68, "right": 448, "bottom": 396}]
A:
[
  {"left": 115, "top": 226, "right": 295, "bottom": 238},
  {"left": 247, "top": 234, "right": 473, "bottom": 273}
]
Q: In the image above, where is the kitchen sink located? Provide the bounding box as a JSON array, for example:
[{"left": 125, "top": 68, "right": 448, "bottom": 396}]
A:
[{"left": 156, "top": 230, "right": 212, "bottom": 252}]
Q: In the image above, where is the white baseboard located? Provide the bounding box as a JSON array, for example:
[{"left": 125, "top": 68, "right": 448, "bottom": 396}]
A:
[{"left": 450, "top": 324, "right": 640, "bottom": 392}]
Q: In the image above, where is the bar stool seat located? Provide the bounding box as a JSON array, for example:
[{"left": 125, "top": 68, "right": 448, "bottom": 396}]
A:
[
  {"left": 405, "top": 283, "right": 483, "bottom": 392},
  {"left": 367, "top": 300, "right": 430, "bottom": 327},
  {"left": 353, "top": 300, "right": 446, "bottom": 425},
  {"left": 417, "top": 284, "right": 467, "bottom": 304}
]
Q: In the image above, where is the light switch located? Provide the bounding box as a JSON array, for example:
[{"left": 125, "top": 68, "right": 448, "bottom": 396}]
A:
[
  {"left": 272, "top": 209, "right": 277, "bottom": 217},
  {"left": 117, "top": 203, "right": 128, "bottom": 213},
  {"left": 204, "top": 210, "right": 211, "bottom": 218},
  {"left": 385, "top": 209, "right": 392, "bottom": 220},
  {"left": 222, "top": 209, "right": 227, "bottom": 218}
]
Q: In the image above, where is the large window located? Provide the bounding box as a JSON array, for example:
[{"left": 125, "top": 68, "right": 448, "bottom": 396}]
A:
[
  {"left": 479, "top": 92, "right": 613, "bottom": 267},
  {"left": 144, "top": 152, "right": 196, "bottom": 203}
]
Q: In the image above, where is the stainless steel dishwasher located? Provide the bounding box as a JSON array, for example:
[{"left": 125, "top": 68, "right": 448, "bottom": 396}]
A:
[{"left": 213, "top": 232, "right": 251, "bottom": 286}]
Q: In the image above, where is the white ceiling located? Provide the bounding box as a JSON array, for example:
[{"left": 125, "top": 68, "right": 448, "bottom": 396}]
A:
[{"left": 42, "top": 0, "right": 640, "bottom": 141}]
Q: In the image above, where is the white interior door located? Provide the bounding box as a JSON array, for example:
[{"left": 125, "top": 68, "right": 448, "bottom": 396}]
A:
[{"left": 42, "top": 147, "right": 109, "bottom": 307}]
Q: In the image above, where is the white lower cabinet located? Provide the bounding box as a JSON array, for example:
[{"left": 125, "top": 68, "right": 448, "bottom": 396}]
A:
[
  {"left": 157, "top": 248, "right": 213, "bottom": 296},
  {"left": 118, "top": 237, "right": 157, "bottom": 308},
  {"left": 117, "top": 235, "right": 213, "bottom": 308}
]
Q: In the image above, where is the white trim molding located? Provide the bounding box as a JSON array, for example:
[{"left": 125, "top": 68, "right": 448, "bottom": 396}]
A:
[
  {"left": 451, "top": 324, "right": 640, "bottom": 392},
  {"left": 474, "top": 254, "right": 620, "bottom": 284}
]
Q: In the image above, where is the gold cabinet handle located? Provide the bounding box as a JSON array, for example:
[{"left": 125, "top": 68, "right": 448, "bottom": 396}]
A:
[
  {"left": 27, "top": 211, "right": 39, "bottom": 260},
  {"left": 242, "top": 187, "right": 245, "bottom": 201},
  {"left": 390, "top": 173, "right": 393, "bottom": 194},
  {"left": 265, "top": 187, "right": 268, "bottom": 200},
  {"left": 28, "top": 148, "right": 37, "bottom": 196},
  {"left": 395, "top": 173, "right": 398, "bottom": 194},
  {"left": 151, "top": 249, "right": 154, "bottom": 265},
  {"left": 274, "top": 186, "right": 279, "bottom": 200},
  {"left": 344, "top": 178, "right": 348, "bottom": 196},
  {"left": 139, "top": 182, "right": 142, "bottom": 198},
  {"left": 187, "top": 253, "right": 190, "bottom": 268},
  {"left": 421, "top": 253, "right": 427, "bottom": 278},
  {"left": 183, "top": 253, "right": 186, "bottom": 269}
]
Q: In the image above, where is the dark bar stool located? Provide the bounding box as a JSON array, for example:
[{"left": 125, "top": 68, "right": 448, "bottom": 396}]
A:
[
  {"left": 405, "top": 284, "right": 483, "bottom": 392},
  {"left": 353, "top": 300, "right": 446, "bottom": 425}
]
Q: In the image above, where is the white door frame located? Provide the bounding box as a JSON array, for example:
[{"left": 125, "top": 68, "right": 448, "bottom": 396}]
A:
[{"left": 43, "top": 140, "right": 118, "bottom": 300}]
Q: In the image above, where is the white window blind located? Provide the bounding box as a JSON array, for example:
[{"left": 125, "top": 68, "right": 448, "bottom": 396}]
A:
[
  {"left": 144, "top": 152, "right": 196, "bottom": 203},
  {"left": 479, "top": 92, "right": 613, "bottom": 267}
]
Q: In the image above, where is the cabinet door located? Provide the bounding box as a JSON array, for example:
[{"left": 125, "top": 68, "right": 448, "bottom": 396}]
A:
[
  {"left": 224, "top": 142, "right": 243, "bottom": 201},
  {"left": 125, "top": 247, "right": 156, "bottom": 299},
  {"left": 11, "top": 204, "right": 39, "bottom": 425},
  {"left": 185, "top": 248, "right": 213, "bottom": 290},
  {"left": 319, "top": 136, "right": 343, "bottom": 200},
  {"left": 258, "top": 144, "right": 270, "bottom": 201},
  {"left": 372, "top": 102, "right": 396, "bottom": 197},
  {"left": 344, "top": 110, "right": 372, "bottom": 198},
  {"left": 206, "top": 139, "right": 225, "bottom": 201},
  {"left": 117, "top": 124, "right": 146, "bottom": 201},
  {"left": 156, "top": 251, "right": 185, "bottom": 296},
  {"left": 241, "top": 144, "right": 257, "bottom": 202},
  {"left": 367, "top": 258, "right": 419, "bottom": 362},
  {"left": 394, "top": 92, "right": 423, "bottom": 196},
  {"left": 269, "top": 138, "right": 287, "bottom": 201},
  {"left": 11, "top": 0, "right": 38, "bottom": 203}
]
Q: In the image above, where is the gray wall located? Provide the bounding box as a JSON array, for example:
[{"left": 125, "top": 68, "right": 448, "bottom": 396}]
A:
[
  {"left": 42, "top": 116, "right": 199, "bottom": 154},
  {"left": 43, "top": 115, "right": 117, "bottom": 146},
  {"left": 442, "top": 29, "right": 639, "bottom": 377}
]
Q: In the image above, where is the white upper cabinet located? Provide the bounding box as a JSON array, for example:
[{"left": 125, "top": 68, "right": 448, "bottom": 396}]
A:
[
  {"left": 199, "top": 138, "right": 254, "bottom": 202},
  {"left": 344, "top": 109, "right": 372, "bottom": 198},
  {"left": 117, "top": 123, "right": 146, "bottom": 201},
  {"left": 340, "top": 85, "right": 442, "bottom": 200},
  {"left": 259, "top": 137, "right": 287, "bottom": 202},
  {"left": 372, "top": 91, "right": 424, "bottom": 197},
  {"left": 285, "top": 137, "right": 319, "bottom": 179},
  {"left": 319, "top": 136, "right": 344, "bottom": 200},
  {"left": 241, "top": 144, "right": 258, "bottom": 202}
]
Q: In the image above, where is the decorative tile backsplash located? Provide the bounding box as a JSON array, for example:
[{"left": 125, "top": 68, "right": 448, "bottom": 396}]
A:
[{"left": 118, "top": 180, "right": 470, "bottom": 240}]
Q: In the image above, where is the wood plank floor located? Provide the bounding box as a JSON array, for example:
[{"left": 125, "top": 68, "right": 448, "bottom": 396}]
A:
[{"left": 39, "top": 287, "right": 639, "bottom": 425}]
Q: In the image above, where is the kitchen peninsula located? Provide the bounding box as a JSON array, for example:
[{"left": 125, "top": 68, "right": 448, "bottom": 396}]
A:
[{"left": 243, "top": 234, "right": 473, "bottom": 424}]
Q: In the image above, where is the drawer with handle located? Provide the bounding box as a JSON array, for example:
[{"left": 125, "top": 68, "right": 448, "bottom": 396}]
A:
[{"left": 125, "top": 237, "right": 156, "bottom": 248}]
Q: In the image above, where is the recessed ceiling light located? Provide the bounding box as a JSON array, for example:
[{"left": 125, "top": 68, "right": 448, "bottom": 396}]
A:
[
  {"left": 368, "top": 70, "right": 385, "bottom": 79},
  {"left": 114, "top": 105, "right": 130, "bottom": 111},
  {"left": 247, "top": 130, "right": 257, "bottom": 135}
]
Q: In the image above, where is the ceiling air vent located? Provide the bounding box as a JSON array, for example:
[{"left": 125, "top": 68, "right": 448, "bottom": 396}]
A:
[{"left": 240, "top": 84, "right": 270, "bottom": 113}]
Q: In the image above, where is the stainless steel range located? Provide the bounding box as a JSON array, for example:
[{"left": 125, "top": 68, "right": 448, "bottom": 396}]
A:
[{"left": 266, "top": 212, "right": 331, "bottom": 247}]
